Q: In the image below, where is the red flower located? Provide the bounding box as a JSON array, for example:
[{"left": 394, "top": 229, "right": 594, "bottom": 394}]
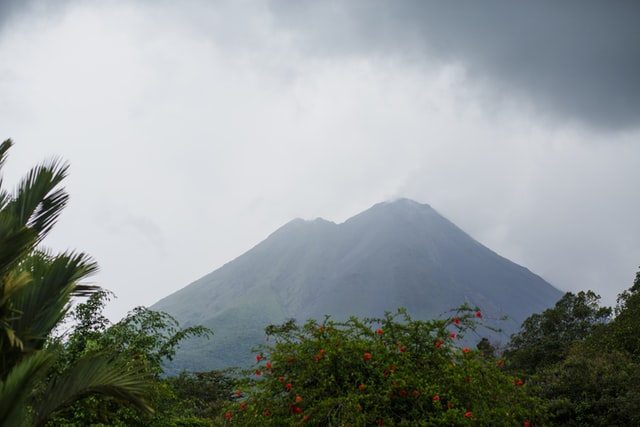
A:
[
  {"left": 286, "top": 383, "right": 292, "bottom": 390},
  {"left": 524, "top": 422, "right": 530, "bottom": 427},
  {"left": 279, "top": 376, "right": 285, "bottom": 382},
  {"left": 290, "top": 405, "right": 302, "bottom": 413},
  {"left": 497, "top": 360, "right": 504, "bottom": 367},
  {"left": 391, "top": 365, "right": 397, "bottom": 371},
  {"left": 447, "top": 402, "right": 453, "bottom": 408},
  {"left": 225, "top": 412, "right": 232, "bottom": 420},
  {"left": 240, "top": 403, "right": 246, "bottom": 410},
  {"left": 364, "top": 352, "right": 372, "bottom": 360},
  {"left": 383, "top": 369, "right": 390, "bottom": 376},
  {"left": 377, "top": 328, "right": 384, "bottom": 335},
  {"left": 303, "top": 415, "right": 310, "bottom": 421},
  {"left": 315, "top": 354, "right": 322, "bottom": 361},
  {"left": 476, "top": 311, "right": 482, "bottom": 318},
  {"left": 400, "top": 389, "right": 407, "bottom": 396},
  {"left": 288, "top": 357, "right": 295, "bottom": 364},
  {"left": 399, "top": 346, "right": 406, "bottom": 352},
  {"left": 378, "top": 421, "right": 385, "bottom": 426},
  {"left": 465, "top": 411, "right": 472, "bottom": 418},
  {"left": 263, "top": 411, "right": 270, "bottom": 416},
  {"left": 436, "top": 339, "right": 443, "bottom": 348},
  {"left": 450, "top": 332, "right": 456, "bottom": 339},
  {"left": 453, "top": 317, "right": 460, "bottom": 324},
  {"left": 413, "top": 389, "right": 419, "bottom": 396},
  {"left": 463, "top": 347, "right": 470, "bottom": 353},
  {"left": 517, "top": 380, "right": 524, "bottom": 386},
  {"left": 235, "top": 389, "right": 242, "bottom": 396},
  {"left": 266, "top": 362, "right": 272, "bottom": 368},
  {"left": 359, "top": 383, "right": 365, "bottom": 390},
  {"left": 255, "top": 354, "right": 262, "bottom": 362},
  {"left": 255, "top": 370, "right": 262, "bottom": 376},
  {"left": 296, "top": 395, "right": 303, "bottom": 402},
  {"left": 433, "top": 395, "right": 440, "bottom": 401}
]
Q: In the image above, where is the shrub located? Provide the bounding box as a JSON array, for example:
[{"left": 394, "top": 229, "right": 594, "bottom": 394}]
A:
[{"left": 222, "top": 307, "right": 545, "bottom": 426}]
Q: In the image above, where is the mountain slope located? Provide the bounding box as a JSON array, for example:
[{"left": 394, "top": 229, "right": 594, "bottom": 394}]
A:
[{"left": 152, "top": 199, "right": 563, "bottom": 372}]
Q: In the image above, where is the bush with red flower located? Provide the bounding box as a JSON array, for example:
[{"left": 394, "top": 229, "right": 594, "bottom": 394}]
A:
[{"left": 220, "top": 307, "right": 545, "bottom": 426}]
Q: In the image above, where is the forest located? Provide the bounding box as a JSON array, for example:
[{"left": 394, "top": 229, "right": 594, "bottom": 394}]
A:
[{"left": 1, "top": 138, "right": 638, "bottom": 426}]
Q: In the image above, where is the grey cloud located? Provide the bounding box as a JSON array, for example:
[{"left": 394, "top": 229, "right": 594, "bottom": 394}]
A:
[
  {"left": 4, "top": 0, "right": 638, "bottom": 130},
  {"left": 0, "top": 0, "right": 26, "bottom": 35},
  {"left": 268, "top": 0, "right": 640, "bottom": 131},
  {"left": 0, "top": 0, "right": 72, "bottom": 34}
]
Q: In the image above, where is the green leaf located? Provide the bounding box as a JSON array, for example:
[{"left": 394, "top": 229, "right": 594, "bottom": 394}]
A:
[
  {"left": 33, "top": 353, "right": 153, "bottom": 426},
  {"left": 0, "top": 351, "right": 53, "bottom": 426}
]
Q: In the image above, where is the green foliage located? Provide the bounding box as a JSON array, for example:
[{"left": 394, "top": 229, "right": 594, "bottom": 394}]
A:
[
  {"left": 48, "top": 290, "right": 216, "bottom": 426},
  {"left": 504, "top": 290, "right": 611, "bottom": 374},
  {"left": 539, "top": 268, "right": 640, "bottom": 425},
  {"left": 504, "top": 268, "right": 640, "bottom": 425},
  {"left": 223, "top": 307, "right": 545, "bottom": 426},
  {"left": 167, "top": 370, "right": 238, "bottom": 419},
  {"left": 605, "top": 269, "right": 640, "bottom": 358},
  {"left": 0, "top": 139, "right": 152, "bottom": 426},
  {"left": 536, "top": 344, "right": 640, "bottom": 426}
]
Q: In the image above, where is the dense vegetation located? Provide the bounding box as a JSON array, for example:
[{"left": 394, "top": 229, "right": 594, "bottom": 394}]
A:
[
  {"left": 38, "top": 270, "right": 640, "bottom": 426},
  {"left": 504, "top": 275, "right": 640, "bottom": 426},
  {"left": 1, "top": 138, "right": 638, "bottom": 425}
]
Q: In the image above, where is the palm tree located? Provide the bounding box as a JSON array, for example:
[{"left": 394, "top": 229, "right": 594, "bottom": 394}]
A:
[{"left": 0, "top": 139, "right": 152, "bottom": 426}]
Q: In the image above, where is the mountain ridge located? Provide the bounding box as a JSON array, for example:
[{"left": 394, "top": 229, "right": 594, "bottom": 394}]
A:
[{"left": 152, "top": 199, "right": 562, "bottom": 372}]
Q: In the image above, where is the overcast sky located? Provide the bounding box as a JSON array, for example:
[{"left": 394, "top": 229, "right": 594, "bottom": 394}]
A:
[{"left": 1, "top": 0, "right": 639, "bottom": 321}]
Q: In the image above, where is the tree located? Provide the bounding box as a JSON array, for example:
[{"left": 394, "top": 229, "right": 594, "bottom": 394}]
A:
[
  {"left": 504, "top": 290, "right": 611, "bottom": 374},
  {"left": 223, "top": 307, "right": 545, "bottom": 426},
  {"left": 504, "top": 268, "right": 640, "bottom": 425},
  {"left": 604, "top": 267, "right": 640, "bottom": 358},
  {"left": 47, "top": 290, "right": 215, "bottom": 426},
  {"left": 536, "top": 344, "right": 640, "bottom": 426},
  {"left": 0, "top": 139, "right": 152, "bottom": 426}
]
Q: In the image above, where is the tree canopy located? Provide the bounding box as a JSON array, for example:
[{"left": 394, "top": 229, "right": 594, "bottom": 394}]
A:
[
  {"left": 504, "top": 290, "right": 611, "bottom": 374},
  {"left": 503, "top": 269, "right": 640, "bottom": 426}
]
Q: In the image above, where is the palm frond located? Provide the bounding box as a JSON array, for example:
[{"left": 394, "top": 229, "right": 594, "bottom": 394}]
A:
[
  {"left": 0, "top": 351, "right": 53, "bottom": 427},
  {"left": 33, "top": 353, "right": 153, "bottom": 427},
  {"left": 0, "top": 213, "right": 38, "bottom": 277},
  {"left": 6, "top": 158, "right": 70, "bottom": 242},
  {"left": 0, "top": 191, "right": 10, "bottom": 215},
  {"left": 0, "top": 139, "right": 12, "bottom": 171},
  {"left": 0, "top": 270, "right": 32, "bottom": 353},
  {"left": 10, "top": 251, "right": 99, "bottom": 355}
]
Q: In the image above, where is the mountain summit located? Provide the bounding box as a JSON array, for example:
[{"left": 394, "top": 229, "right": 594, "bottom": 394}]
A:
[{"left": 152, "top": 199, "right": 562, "bottom": 371}]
